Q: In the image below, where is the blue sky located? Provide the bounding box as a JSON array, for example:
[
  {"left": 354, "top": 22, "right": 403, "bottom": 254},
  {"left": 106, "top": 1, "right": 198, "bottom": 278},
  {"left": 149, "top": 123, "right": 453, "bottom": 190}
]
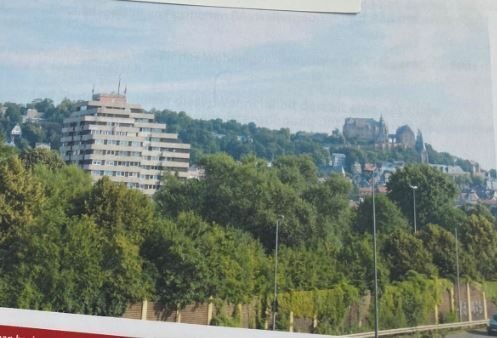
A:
[{"left": 1, "top": 0, "right": 497, "bottom": 169}]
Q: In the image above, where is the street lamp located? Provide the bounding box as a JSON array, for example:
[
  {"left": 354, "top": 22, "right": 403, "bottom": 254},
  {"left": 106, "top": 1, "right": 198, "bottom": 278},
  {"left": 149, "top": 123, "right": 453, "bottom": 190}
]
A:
[
  {"left": 365, "top": 167, "right": 379, "bottom": 338},
  {"left": 273, "top": 215, "right": 284, "bottom": 331},
  {"left": 408, "top": 184, "right": 418, "bottom": 233},
  {"left": 455, "top": 226, "right": 462, "bottom": 321}
]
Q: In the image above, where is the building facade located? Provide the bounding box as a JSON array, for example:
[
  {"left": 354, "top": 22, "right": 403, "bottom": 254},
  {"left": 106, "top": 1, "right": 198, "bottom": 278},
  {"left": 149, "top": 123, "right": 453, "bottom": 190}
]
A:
[
  {"left": 10, "top": 123, "right": 21, "bottom": 146},
  {"left": 60, "top": 93, "right": 190, "bottom": 195},
  {"left": 343, "top": 117, "right": 388, "bottom": 145},
  {"left": 395, "top": 125, "right": 415, "bottom": 148}
]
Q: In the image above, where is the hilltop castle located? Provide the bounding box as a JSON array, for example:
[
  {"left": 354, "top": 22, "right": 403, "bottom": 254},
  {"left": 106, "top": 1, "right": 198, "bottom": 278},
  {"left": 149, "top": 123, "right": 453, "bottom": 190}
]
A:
[{"left": 342, "top": 117, "right": 418, "bottom": 150}]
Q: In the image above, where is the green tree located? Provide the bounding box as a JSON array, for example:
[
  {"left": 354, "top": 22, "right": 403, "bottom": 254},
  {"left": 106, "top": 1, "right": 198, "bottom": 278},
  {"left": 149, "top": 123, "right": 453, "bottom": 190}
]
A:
[
  {"left": 418, "top": 223, "right": 477, "bottom": 279},
  {"left": 337, "top": 232, "right": 389, "bottom": 292},
  {"left": 459, "top": 214, "right": 497, "bottom": 279},
  {"left": 380, "top": 272, "right": 446, "bottom": 329},
  {"left": 20, "top": 148, "right": 65, "bottom": 171},
  {"left": 387, "top": 164, "right": 458, "bottom": 229},
  {"left": 20, "top": 122, "right": 47, "bottom": 147},
  {"left": 143, "top": 213, "right": 268, "bottom": 308},
  {"left": 0, "top": 136, "right": 16, "bottom": 161},
  {"left": 154, "top": 173, "right": 204, "bottom": 218},
  {"left": 273, "top": 155, "right": 318, "bottom": 193},
  {"left": 156, "top": 154, "right": 321, "bottom": 249},
  {"left": 303, "top": 174, "right": 353, "bottom": 243},
  {"left": 84, "top": 177, "right": 154, "bottom": 243},
  {"left": 278, "top": 244, "right": 340, "bottom": 292},
  {"left": 82, "top": 177, "right": 155, "bottom": 314},
  {"left": 142, "top": 216, "right": 210, "bottom": 308},
  {"left": 0, "top": 156, "right": 45, "bottom": 237},
  {"left": 0, "top": 215, "right": 107, "bottom": 314},
  {"left": 381, "top": 229, "right": 437, "bottom": 281},
  {"left": 354, "top": 194, "right": 409, "bottom": 234}
]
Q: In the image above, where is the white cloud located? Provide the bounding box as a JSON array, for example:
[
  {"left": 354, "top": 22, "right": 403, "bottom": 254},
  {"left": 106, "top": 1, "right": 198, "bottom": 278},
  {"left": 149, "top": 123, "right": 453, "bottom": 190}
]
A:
[
  {"left": 162, "top": 9, "right": 319, "bottom": 55},
  {"left": 130, "top": 65, "right": 325, "bottom": 93},
  {"left": 0, "top": 47, "right": 137, "bottom": 68}
]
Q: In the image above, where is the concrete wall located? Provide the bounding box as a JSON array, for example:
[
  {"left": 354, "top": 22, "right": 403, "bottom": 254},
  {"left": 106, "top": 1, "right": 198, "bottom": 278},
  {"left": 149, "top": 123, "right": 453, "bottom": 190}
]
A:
[{"left": 122, "top": 282, "right": 492, "bottom": 333}]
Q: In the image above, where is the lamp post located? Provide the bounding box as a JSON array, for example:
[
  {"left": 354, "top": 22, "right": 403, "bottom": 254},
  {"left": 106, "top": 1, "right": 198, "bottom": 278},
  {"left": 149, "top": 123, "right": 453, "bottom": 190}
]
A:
[
  {"left": 408, "top": 184, "right": 418, "bottom": 233},
  {"left": 273, "top": 215, "right": 284, "bottom": 331},
  {"left": 455, "top": 226, "right": 462, "bottom": 321},
  {"left": 367, "top": 167, "right": 379, "bottom": 338}
]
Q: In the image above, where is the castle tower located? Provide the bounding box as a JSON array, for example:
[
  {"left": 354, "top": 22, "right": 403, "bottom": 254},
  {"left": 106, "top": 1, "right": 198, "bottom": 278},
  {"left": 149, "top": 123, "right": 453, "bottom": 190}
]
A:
[
  {"left": 375, "top": 115, "right": 388, "bottom": 148},
  {"left": 416, "top": 130, "right": 429, "bottom": 164}
]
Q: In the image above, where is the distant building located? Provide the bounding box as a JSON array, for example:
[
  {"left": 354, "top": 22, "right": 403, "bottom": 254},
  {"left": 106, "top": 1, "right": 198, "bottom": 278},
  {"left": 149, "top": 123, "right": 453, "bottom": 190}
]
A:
[
  {"left": 379, "top": 161, "right": 404, "bottom": 183},
  {"left": 458, "top": 191, "right": 480, "bottom": 205},
  {"left": 363, "top": 163, "right": 376, "bottom": 172},
  {"left": 22, "top": 108, "right": 45, "bottom": 123},
  {"left": 331, "top": 153, "right": 346, "bottom": 170},
  {"left": 395, "top": 125, "right": 415, "bottom": 148},
  {"left": 416, "top": 130, "right": 429, "bottom": 164},
  {"left": 10, "top": 124, "right": 21, "bottom": 137},
  {"left": 343, "top": 117, "right": 388, "bottom": 145},
  {"left": 487, "top": 178, "right": 497, "bottom": 191},
  {"left": 429, "top": 164, "right": 467, "bottom": 177},
  {"left": 35, "top": 143, "right": 51, "bottom": 150},
  {"left": 210, "top": 132, "right": 225, "bottom": 139},
  {"left": 351, "top": 161, "right": 362, "bottom": 175},
  {"left": 60, "top": 93, "right": 191, "bottom": 195},
  {"left": 9, "top": 123, "right": 22, "bottom": 146},
  {"left": 184, "top": 166, "right": 205, "bottom": 180},
  {"left": 469, "top": 160, "right": 481, "bottom": 176}
]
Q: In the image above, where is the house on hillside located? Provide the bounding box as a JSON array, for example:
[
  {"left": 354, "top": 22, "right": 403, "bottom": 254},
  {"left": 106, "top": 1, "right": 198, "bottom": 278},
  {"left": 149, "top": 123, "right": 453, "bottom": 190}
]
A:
[
  {"left": 22, "top": 108, "right": 46, "bottom": 123},
  {"left": 458, "top": 190, "right": 480, "bottom": 205},
  {"left": 330, "top": 153, "right": 346, "bottom": 173},
  {"left": 429, "top": 164, "right": 467, "bottom": 177},
  {"left": 9, "top": 124, "right": 21, "bottom": 145}
]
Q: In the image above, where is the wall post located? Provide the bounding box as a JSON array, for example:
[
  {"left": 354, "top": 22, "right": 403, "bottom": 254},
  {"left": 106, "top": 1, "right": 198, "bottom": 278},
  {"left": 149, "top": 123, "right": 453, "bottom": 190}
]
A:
[
  {"left": 141, "top": 300, "right": 148, "bottom": 320},
  {"left": 289, "top": 311, "right": 294, "bottom": 332},
  {"left": 483, "top": 291, "right": 488, "bottom": 320},
  {"left": 466, "top": 283, "right": 472, "bottom": 322},
  {"left": 176, "top": 305, "right": 182, "bottom": 323},
  {"left": 207, "top": 298, "right": 214, "bottom": 325},
  {"left": 449, "top": 287, "right": 455, "bottom": 313},
  {"left": 238, "top": 304, "right": 243, "bottom": 327}
]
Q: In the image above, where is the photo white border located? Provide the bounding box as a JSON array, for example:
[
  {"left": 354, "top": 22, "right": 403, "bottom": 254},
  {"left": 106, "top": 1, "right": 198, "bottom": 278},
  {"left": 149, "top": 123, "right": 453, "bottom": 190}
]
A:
[{"left": 119, "top": 0, "right": 361, "bottom": 13}]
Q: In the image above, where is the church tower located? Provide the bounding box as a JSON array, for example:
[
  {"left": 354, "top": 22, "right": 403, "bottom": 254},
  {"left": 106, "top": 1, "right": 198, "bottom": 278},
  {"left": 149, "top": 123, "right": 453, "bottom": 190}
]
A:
[
  {"left": 375, "top": 115, "right": 388, "bottom": 147},
  {"left": 415, "top": 130, "right": 429, "bottom": 164}
]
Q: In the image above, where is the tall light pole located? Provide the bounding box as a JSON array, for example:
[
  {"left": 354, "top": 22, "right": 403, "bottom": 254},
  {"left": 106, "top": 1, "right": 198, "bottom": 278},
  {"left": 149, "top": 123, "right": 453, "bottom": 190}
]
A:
[
  {"left": 455, "top": 226, "right": 462, "bottom": 321},
  {"left": 273, "top": 215, "right": 284, "bottom": 331},
  {"left": 408, "top": 184, "right": 418, "bottom": 233},
  {"left": 369, "top": 168, "right": 379, "bottom": 338}
]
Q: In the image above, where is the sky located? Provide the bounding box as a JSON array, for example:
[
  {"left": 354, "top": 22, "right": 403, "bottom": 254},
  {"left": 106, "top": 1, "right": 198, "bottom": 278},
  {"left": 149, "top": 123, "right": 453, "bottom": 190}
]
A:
[{"left": 1, "top": 0, "right": 497, "bottom": 169}]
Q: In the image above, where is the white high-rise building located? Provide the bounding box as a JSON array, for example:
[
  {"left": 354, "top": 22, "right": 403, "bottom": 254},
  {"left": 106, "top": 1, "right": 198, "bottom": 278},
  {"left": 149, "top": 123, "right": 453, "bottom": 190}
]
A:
[{"left": 60, "top": 93, "right": 190, "bottom": 194}]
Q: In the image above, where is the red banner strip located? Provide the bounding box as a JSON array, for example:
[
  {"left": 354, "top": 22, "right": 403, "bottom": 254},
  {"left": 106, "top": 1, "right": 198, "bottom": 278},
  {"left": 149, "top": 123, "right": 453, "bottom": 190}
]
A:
[{"left": 0, "top": 325, "right": 129, "bottom": 338}]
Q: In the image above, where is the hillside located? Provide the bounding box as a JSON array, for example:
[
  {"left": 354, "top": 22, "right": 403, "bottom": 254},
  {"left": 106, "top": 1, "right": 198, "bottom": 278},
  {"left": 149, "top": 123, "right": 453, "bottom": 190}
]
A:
[{"left": 0, "top": 98, "right": 484, "bottom": 175}]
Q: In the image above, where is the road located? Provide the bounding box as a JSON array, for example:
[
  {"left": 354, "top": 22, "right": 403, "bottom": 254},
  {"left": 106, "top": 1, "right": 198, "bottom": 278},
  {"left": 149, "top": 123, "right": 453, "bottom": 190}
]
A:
[{"left": 446, "top": 328, "right": 488, "bottom": 337}]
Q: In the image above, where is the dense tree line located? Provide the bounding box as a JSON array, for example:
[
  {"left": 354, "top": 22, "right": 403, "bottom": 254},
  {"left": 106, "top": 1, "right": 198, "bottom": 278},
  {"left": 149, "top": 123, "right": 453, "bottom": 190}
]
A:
[{"left": 1, "top": 141, "right": 496, "bottom": 333}]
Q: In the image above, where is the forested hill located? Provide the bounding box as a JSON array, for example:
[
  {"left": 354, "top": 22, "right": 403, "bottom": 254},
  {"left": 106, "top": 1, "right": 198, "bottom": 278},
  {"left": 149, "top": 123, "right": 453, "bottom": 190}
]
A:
[
  {"left": 0, "top": 98, "right": 482, "bottom": 172},
  {"left": 152, "top": 109, "right": 479, "bottom": 172}
]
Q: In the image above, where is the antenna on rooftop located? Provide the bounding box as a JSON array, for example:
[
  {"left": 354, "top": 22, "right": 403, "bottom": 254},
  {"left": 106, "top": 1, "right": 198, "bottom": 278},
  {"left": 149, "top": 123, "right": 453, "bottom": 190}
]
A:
[
  {"left": 91, "top": 84, "right": 95, "bottom": 97},
  {"left": 124, "top": 84, "right": 127, "bottom": 96}
]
